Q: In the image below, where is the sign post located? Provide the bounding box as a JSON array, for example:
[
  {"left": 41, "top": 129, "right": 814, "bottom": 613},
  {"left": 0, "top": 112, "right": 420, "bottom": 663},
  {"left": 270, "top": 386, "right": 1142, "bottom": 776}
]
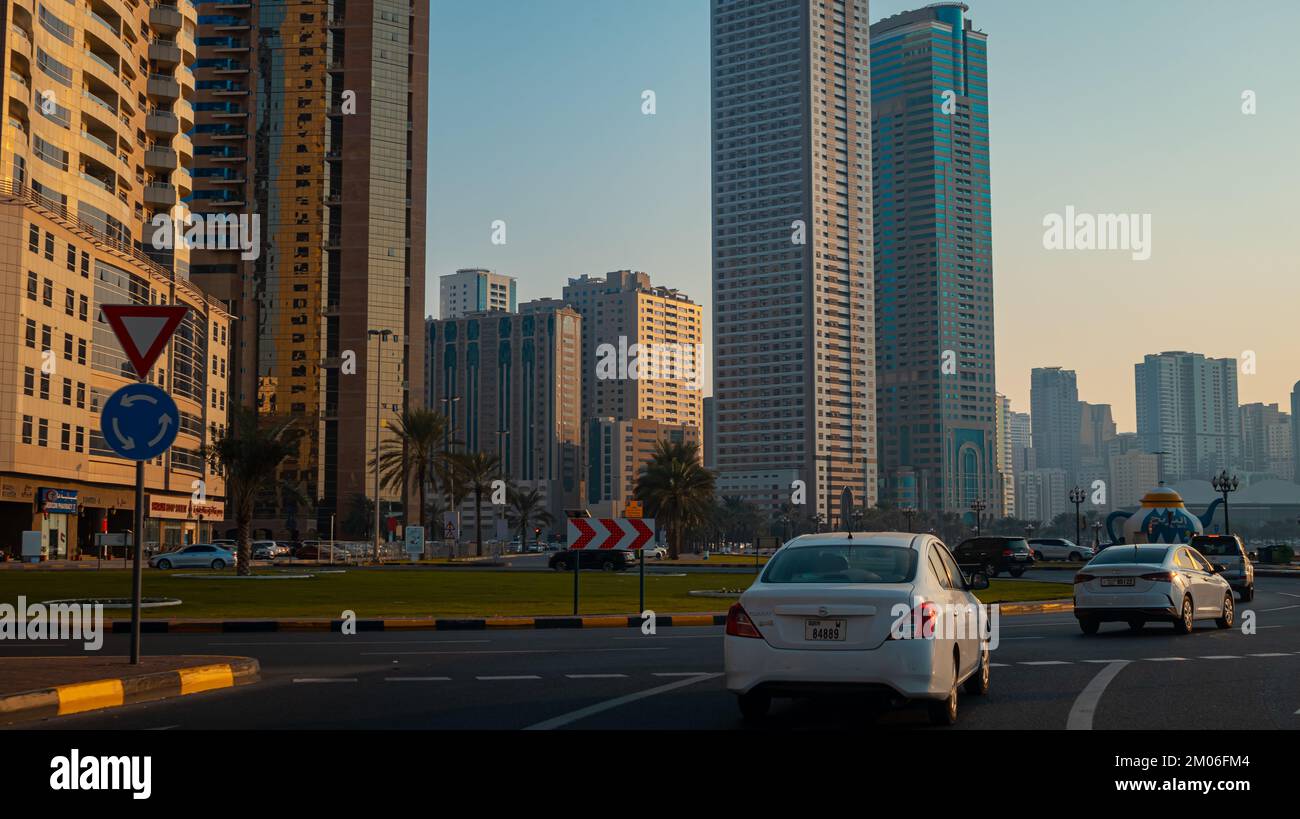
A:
[
  {"left": 404, "top": 526, "right": 425, "bottom": 561},
  {"left": 567, "top": 517, "right": 656, "bottom": 617},
  {"left": 100, "top": 304, "right": 188, "bottom": 664}
]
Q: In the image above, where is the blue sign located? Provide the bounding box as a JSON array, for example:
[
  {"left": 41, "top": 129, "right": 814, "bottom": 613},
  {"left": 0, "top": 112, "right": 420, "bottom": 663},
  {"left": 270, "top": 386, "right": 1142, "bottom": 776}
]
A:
[
  {"left": 38, "top": 488, "right": 78, "bottom": 514},
  {"left": 101, "top": 383, "right": 180, "bottom": 462}
]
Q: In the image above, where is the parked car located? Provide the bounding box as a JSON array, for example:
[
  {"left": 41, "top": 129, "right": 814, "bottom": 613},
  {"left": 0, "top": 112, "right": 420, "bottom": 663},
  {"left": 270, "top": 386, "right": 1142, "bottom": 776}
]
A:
[
  {"left": 251, "top": 540, "right": 280, "bottom": 560},
  {"left": 548, "top": 549, "right": 634, "bottom": 572},
  {"left": 1073, "top": 544, "right": 1235, "bottom": 634},
  {"left": 1028, "top": 537, "right": 1092, "bottom": 562},
  {"left": 645, "top": 545, "right": 668, "bottom": 560},
  {"left": 724, "top": 532, "right": 990, "bottom": 725},
  {"left": 294, "top": 544, "right": 351, "bottom": 562},
  {"left": 211, "top": 539, "right": 236, "bottom": 549},
  {"left": 148, "top": 544, "right": 235, "bottom": 570},
  {"left": 1188, "top": 534, "right": 1254, "bottom": 601},
  {"left": 953, "top": 536, "right": 1035, "bottom": 578}
]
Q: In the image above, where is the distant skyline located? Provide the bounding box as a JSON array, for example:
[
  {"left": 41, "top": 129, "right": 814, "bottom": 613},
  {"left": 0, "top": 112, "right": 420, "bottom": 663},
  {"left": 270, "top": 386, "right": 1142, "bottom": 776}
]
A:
[{"left": 428, "top": 0, "right": 1300, "bottom": 431}]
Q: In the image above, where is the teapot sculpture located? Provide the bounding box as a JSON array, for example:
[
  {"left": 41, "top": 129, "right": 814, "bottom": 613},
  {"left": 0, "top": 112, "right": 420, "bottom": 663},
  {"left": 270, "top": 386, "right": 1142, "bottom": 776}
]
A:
[{"left": 1104, "top": 486, "right": 1223, "bottom": 545}]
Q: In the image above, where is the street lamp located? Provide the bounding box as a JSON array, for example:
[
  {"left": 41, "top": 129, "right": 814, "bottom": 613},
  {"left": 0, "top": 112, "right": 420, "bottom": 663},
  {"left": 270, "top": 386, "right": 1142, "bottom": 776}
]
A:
[
  {"left": 1211, "top": 470, "right": 1239, "bottom": 536},
  {"left": 1092, "top": 519, "right": 1103, "bottom": 550},
  {"left": 368, "top": 328, "right": 393, "bottom": 564},
  {"left": 901, "top": 505, "right": 916, "bottom": 533},
  {"left": 1069, "top": 485, "right": 1087, "bottom": 551},
  {"left": 969, "top": 499, "right": 986, "bottom": 537}
]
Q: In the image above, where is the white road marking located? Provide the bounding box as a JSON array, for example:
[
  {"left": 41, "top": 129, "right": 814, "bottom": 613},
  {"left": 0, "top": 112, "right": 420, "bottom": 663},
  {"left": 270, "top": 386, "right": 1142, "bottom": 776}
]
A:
[
  {"left": 565, "top": 673, "right": 627, "bottom": 679},
  {"left": 989, "top": 662, "right": 1012, "bottom": 667},
  {"left": 652, "top": 672, "right": 713, "bottom": 677},
  {"left": 524, "top": 673, "right": 723, "bottom": 731},
  {"left": 1199, "top": 655, "right": 1242, "bottom": 659},
  {"left": 385, "top": 676, "right": 451, "bottom": 682},
  {"left": 1258, "top": 605, "right": 1300, "bottom": 613},
  {"left": 613, "top": 635, "right": 717, "bottom": 640},
  {"left": 1277, "top": 592, "right": 1300, "bottom": 599},
  {"left": 1082, "top": 659, "right": 1126, "bottom": 664},
  {"left": 292, "top": 678, "right": 358, "bottom": 683},
  {"left": 212, "top": 639, "right": 491, "bottom": 646},
  {"left": 1248, "top": 653, "right": 1289, "bottom": 657},
  {"left": 361, "top": 647, "right": 668, "bottom": 657},
  {"left": 146, "top": 725, "right": 179, "bottom": 731},
  {"left": 476, "top": 675, "right": 541, "bottom": 681},
  {"left": 1067, "top": 661, "right": 1130, "bottom": 731},
  {"left": 1020, "top": 660, "right": 1070, "bottom": 665},
  {"left": 1143, "top": 657, "right": 1187, "bottom": 662}
]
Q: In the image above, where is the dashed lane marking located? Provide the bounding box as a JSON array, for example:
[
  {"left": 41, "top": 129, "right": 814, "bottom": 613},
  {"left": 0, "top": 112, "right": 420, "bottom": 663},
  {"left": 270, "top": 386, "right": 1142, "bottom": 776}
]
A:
[
  {"left": 1019, "top": 660, "right": 1070, "bottom": 665},
  {"left": 1067, "top": 661, "right": 1130, "bottom": 731},
  {"left": 1248, "top": 653, "right": 1290, "bottom": 657},
  {"left": 360, "top": 647, "right": 669, "bottom": 657},
  {"left": 476, "top": 675, "right": 542, "bottom": 681},
  {"left": 565, "top": 674, "right": 627, "bottom": 679},
  {"left": 652, "top": 672, "right": 713, "bottom": 677},
  {"left": 385, "top": 677, "right": 451, "bottom": 682},
  {"left": 1199, "top": 655, "right": 1242, "bottom": 659},
  {"left": 292, "top": 678, "right": 358, "bottom": 683},
  {"left": 1143, "top": 657, "right": 1187, "bottom": 662}
]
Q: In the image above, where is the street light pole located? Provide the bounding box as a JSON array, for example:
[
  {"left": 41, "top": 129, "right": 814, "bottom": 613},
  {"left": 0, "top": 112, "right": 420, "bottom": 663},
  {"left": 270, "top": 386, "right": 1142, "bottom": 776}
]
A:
[
  {"left": 970, "top": 499, "right": 986, "bottom": 537},
  {"left": 1211, "top": 470, "right": 1239, "bottom": 536},
  {"left": 1069, "top": 485, "right": 1086, "bottom": 550},
  {"left": 902, "top": 505, "right": 916, "bottom": 533},
  {"left": 368, "top": 329, "right": 393, "bottom": 564}
]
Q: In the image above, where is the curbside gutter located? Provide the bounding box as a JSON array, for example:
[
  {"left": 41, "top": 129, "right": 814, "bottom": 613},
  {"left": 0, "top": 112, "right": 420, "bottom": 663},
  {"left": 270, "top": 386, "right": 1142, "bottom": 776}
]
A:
[
  {"left": 109, "top": 614, "right": 730, "bottom": 633},
  {"left": 0, "top": 658, "right": 259, "bottom": 726}
]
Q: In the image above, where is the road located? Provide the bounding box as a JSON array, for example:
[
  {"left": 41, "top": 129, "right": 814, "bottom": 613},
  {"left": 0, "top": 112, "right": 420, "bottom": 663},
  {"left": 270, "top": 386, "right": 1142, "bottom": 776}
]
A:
[{"left": 7, "top": 578, "right": 1298, "bottom": 731}]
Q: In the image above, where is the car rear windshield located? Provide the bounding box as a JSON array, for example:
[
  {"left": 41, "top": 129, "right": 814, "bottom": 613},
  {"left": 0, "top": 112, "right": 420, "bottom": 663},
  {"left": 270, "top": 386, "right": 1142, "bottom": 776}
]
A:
[
  {"left": 762, "top": 544, "right": 917, "bottom": 584},
  {"left": 1189, "top": 537, "right": 1240, "bottom": 556},
  {"left": 1091, "top": 546, "right": 1169, "bottom": 564}
]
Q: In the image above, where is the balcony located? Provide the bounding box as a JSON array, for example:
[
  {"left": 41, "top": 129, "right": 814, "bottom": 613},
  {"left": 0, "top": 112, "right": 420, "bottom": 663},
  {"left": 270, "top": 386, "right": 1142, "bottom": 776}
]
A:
[
  {"left": 144, "top": 145, "right": 177, "bottom": 170},
  {"left": 144, "top": 181, "right": 175, "bottom": 206},
  {"left": 146, "top": 111, "right": 178, "bottom": 135},
  {"left": 10, "top": 26, "right": 33, "bottom": 56},
  {"left": 82, "top": 89, "right": 118, "bottom": 117},
  {"left": 149, "top": 3, "right": 182, "bottom": 32},
  {"left": 149, "top": 41, "right": 181, "bottom": 66},
  {"left": 147, "top": 74, "right": 180, "bottom": 100}
]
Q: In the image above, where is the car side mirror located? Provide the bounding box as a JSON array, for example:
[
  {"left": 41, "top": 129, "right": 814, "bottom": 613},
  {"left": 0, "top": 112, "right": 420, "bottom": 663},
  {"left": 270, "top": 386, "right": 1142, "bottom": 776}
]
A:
[
  {"left": 1213, "top": 563, "right": 1227, "bottom": 573},
  {"left": 967, "top": 572, "right": 989, "bottom": 590},
  {"left": 1248, "top": 552, "right": 1258, "bottom": 560}
]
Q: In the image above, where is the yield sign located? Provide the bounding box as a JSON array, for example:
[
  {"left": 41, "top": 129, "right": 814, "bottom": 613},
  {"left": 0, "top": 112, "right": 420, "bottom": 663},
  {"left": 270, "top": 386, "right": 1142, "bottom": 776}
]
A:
[
  {"left": 101, "top": 305, "right": 189, "bottom": 379},
  {"left": 567, "top": 518, "right": 655, "bottom": 551}
]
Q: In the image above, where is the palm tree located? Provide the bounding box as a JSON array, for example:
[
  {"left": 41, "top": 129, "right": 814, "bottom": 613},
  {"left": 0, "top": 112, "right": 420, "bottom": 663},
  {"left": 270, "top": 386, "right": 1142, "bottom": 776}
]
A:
[
  {"left": 368, "top": 408, "right": 449, "bottom": 540},
  {"left": 634, "top": 440, "right": 715, "bottom": 560},
  {"left": 202, "top": 407, "right": 303, "bottom": 575},
  {"left": 451, "top": 451, "right": 502, "bottom": 557},
  {"left": 436, "top": 454, "right": 470, "bottom": 557},
  {"left": 505, "top": 485, "right": 554, "bottom": 550}
]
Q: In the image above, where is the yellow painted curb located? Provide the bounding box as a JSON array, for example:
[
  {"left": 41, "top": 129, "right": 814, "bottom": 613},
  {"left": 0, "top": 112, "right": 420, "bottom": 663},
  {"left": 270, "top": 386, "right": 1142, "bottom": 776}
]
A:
[
  {"left": 580, "top": 616, "right": 628, "bottom": 628},
  {"left": 485, "top": 617, "right": 536, "bottom": 628},
  {"left": 57, "top": 679, "right": 124, "bottom": 716},
  {"left": 178, "top": 664, "right": 235, "bottom": 695},
  {"left": 670, "top": 615, "right": 716, "bottom": 627},
  {"left": 382, "top": 619, "right": 437, "bottom": 629}
]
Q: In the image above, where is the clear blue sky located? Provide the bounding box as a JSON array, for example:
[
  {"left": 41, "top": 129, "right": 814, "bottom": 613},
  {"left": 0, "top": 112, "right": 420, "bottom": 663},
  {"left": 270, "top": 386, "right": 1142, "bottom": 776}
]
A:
[{"left": 428, "top": 0, "right": 1300, "bottom": 431}]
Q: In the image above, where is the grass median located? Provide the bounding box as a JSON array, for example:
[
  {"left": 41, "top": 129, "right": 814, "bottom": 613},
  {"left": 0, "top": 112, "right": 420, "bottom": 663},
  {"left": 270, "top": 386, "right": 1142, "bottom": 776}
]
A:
[{"left": 0, "top": 569, "right": 1071, "bottom": 619}]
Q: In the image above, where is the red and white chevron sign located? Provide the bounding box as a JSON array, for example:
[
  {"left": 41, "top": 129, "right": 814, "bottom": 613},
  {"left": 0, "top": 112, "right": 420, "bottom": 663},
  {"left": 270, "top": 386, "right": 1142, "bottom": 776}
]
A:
[{"left": 567, "top": 518, "right": 656, "bottom": 551}]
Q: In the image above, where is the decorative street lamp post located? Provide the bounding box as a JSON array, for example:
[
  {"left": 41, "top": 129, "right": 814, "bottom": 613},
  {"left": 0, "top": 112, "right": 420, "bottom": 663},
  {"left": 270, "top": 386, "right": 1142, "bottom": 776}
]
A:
[
  {"left": 1092, "top": 520, "right": 1103, "bottom": 551},
  {"left": 901, "top": 505, "right": 916, "bottom": 533},
  {"left": 1069, "top": 485, "right": 1087, "bottom": 552},
  {"left": 1211, "top": 470, "right": 1239, "bottom": 536},
  {"left": 970, "top": 499, "right": 986, "bottom": 537}
]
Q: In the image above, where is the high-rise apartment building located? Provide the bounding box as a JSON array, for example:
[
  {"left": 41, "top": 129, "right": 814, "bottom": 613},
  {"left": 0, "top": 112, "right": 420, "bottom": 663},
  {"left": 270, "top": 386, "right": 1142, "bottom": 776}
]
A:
[
  {"left": 1239, "top": 402, "right": 1291, "bottom": 478},
  {"left": 1030, "top": 367, "right": 1080, "bottom": 483},
  {"left": 562, "top": 270, "right": 703, "bottom": 431},
  {"left": 711, "top": 0, "right": 876, "bottom": 522},
  {"left": 188, "top": 0, "right": 430, "bottom": 535},
  {"left": 703, "top": 396, "right": 716, "bottom": 471},
  {"left": 1110, "top": 450, "right": 1160, "bottom": 510},
  {"left": 1135, "top": 351, "right": 1240, "bottom": 484},
  {"left": 426, "top": 302, "right": 583, "bottom": 531},
  {"left": 1016, "top": 468, "right": 1067, "bottom": 524},
  {"left": 1, "top": 0, "right": 231, "bottom": 554},
  {"left": 440, "top": 268, "right": 516, "bottom": 319},
  {"left": 872, "top": 3, "right": 994, "bottom": 515},
  {"left": 994, "top": 394, "right": 1014, "bottom": 517},
  {"left": 587, "top": 417, "right": 700, "bottom": 518},
  {"left": 1009, "top": 409, "right": 1032, "bottom": 475}
]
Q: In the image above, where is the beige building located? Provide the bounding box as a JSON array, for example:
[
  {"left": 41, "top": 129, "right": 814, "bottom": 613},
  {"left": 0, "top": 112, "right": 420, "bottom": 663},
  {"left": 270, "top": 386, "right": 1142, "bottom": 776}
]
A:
[
  {"left": 587, "top": 417, "right": 700, "bottom": 518},
  {"left": 439, "top": 268, "right": 516, "bottom": 319},
  {"left": 1, "top": 0, "right": 230, "bottom": 558},
  {"left": 1110, "top": 451, "right": 1160, "bottom": 511}
]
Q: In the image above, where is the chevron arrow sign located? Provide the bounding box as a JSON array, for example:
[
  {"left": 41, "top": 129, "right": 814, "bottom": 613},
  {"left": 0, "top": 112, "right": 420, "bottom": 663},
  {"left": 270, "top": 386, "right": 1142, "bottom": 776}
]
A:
[{"left": 567, "top": 518, "right": 656, "bottom": 551}]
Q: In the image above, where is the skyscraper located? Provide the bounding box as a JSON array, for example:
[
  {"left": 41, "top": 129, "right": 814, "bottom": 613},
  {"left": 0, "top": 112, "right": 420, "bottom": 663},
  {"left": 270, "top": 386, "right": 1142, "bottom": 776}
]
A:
[
  {"left": 189, "top": 0, "right": 430, "bottom": 535},
  {"left": 872, "top": 3, "right": 995, "bottom": 515},
  {"left": 994, "top": 394, "right": 1014, "bottom": 517},
  {"left": 1030, "top": 367, "right": 1080, "bottom": 483},
  {"left": 1134, "top": 352, "right": 1240, "bottom": 484},
  {"left": 440, "top": 268, "right": 516, "bottom": 319},
  {"left": 1009, "top": 410, "right": 1033, "bottom": 475},
  {"left": 711, "top": 0, "right": 875, "bottom": 523},
  {"left": 1292, "top": 382, "right": 1300, "bottom": 484},
  {"left": 1240, "top": 402, "right": 1291, "bottom": 478}
]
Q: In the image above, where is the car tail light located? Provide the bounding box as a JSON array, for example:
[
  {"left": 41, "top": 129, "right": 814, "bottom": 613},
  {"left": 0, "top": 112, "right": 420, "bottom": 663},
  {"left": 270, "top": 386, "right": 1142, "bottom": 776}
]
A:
[
  {"left": 725, "top": 603, "right": 763, "bottom": 639},
  {"left": 1074, "top": 572, "right": 1095, "bottom": 584},
  {"left": 890, "top": 600, "right": 939, "bottom": 639},
  {"left": 1140, "top": 571, "right": 1174, "bottom": 582},
  {"left": 1002, "top": 548, "right": 1014, "bottom": 556}
]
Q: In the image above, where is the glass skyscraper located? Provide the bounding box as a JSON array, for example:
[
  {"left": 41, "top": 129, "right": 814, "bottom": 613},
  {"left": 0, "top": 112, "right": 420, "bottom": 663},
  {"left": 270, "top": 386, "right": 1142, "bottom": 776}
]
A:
[{"left": 871, "top": 3, "right": 996, "bottom": 515}]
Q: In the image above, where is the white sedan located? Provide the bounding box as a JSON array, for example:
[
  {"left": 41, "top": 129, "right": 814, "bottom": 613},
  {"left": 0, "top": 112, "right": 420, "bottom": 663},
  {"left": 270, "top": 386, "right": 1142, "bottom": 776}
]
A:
[
  {"left": 724, "top": 532, "right": 991, "bottom": 726},
  {"left": 1073, "top": 544, "right": 1235, "bottom": 634}
]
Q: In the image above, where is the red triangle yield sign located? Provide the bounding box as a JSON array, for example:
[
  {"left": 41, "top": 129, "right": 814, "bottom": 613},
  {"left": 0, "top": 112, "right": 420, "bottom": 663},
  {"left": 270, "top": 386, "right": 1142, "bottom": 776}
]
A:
[{"left": 101, "top": 305, "right": 189, "bottom": 379}]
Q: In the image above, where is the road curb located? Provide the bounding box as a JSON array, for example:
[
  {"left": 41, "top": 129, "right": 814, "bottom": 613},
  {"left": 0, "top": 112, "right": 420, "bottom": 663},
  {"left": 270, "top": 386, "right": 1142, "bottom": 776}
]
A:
[
  {"left": 995, "top": 599, "right": 1074, "bottom": 615},
  {"left": 0, "top": 657, "right": 260, "bottom": 726},
  {"left": 108, "top": 614, "right": 730, "bottom": 633}
]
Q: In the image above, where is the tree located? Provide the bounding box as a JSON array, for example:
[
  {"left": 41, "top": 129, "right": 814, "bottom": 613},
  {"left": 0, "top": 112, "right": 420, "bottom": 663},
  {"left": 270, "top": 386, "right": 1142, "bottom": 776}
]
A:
[
  {"left": 202, "top": 407, "right": 302, "bottom": 575},
  {"left": 634, "top": 440, "right": 715, "bottom": 559},
  {"left": 450, "top": 450, "right": 502, "bottom": 557},
  {"left": 343, "top": 494, "right": 375, "bottom": 539},
  {"left": 505, "top": 485, "right": 554, "bottom": 550},
  {"left": 434, "top": 449, "right": 469, "bottom": 558},
  {"left": 369, "top": 408, "right": 449, "bottom": 539}
]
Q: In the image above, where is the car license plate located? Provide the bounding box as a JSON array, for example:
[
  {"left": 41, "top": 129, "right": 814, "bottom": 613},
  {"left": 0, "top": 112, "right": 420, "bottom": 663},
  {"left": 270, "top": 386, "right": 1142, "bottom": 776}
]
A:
[
  {"left": 804, "top": 618, "right": 846, "bottom": 641},
  {"left": 1013, "top": 554, "right": 1028, "bottom": 560},
  {"left": 1100, "top": 577, "right": 1135, "bottom": 587}
]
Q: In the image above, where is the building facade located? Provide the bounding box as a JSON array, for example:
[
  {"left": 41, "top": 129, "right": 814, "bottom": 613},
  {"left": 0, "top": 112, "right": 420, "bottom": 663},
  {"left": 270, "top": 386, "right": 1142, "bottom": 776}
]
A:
[
  {"left": 1240, "top": 402, "right": 1291, "bottom": 479},
  {"left": 439, "top": 268, "right": 516, "bottom": 319},
  {"left": 872, "top": 3, "right": 995, "bottom": 516},
  {"left": 1016, "top": 467, "right": 1067, "bottom": 524},
  {"left": 1110, "top": 450, "right": 1160, "bottom": 510},
  {"left": 1292, "top": 382, "right": 1300, "bottom": 484},
  {"left": 1030, "top": 367, "right": 1080, "bottom": 485},
  {"left": 994, "top": 393, "right": 1014, "bottom": 517},
  {"left": 188, "top": 0, "right": 430, "bottom": 537},
  {"left": 1135, "top": 351, "right": 1240, "bottom": 484},
  {"left": 711, "top": 0, "right": 876, "bottom": 521},
  {"left": 587, "top": 417, "right": 700, "bottom": 518}
]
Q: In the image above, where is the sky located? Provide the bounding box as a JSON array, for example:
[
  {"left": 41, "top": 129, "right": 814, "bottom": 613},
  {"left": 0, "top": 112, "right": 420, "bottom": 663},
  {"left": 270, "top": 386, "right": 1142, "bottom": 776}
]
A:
[{"left": 428, "top": 0, "right": 1300, "bottom": 432}]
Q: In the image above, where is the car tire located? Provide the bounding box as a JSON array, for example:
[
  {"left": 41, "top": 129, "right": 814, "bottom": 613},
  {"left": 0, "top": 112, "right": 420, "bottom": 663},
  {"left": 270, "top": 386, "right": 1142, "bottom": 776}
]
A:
[
  {"left": 1127, "top": 619, "right": 1144, "bottom": 631},
  {"left": 1009, "top": 568, "right": 1025, "bottom": 578},
  {"left": 601, "top": 561, "right": 615, "bottom": 572},
  {"left": 553, "top": 560, "right": 568, "bottom": 571},
  {"left": 211, "top": 559, "right": 225, "bottom": 570},
  {"left": 157, "top": 559, "right": 172, "bottom": 570},
  {"left": 737, "top": 690, "right": 770, "bottom": 720},
  {"left": 1238, "top": 585, "right": 1253, "bottom": 603},
  {"left": 1068, "top": 552, "right": 1083, "bottom": 562},
  {"left": 928, "top": 655, "right": 959, "bottom": 726},
  {"left": 983, "top": 562, "right": 997, "bottom": 579},
  {"left": 1078, "top": 617, "right": 1099, "bottom": 635},
  {"left": 963, "top": 644, "right": 990, "bottom": 696},
  {"left": 1215, "top": 593, "right": 1234, "bottom": 629},
  {"left": 1174, "top": 595, "right": 1194, "bottom": 634},
  {"left": 1033, "top": 551, "right": 1044, "bottom": 561}
]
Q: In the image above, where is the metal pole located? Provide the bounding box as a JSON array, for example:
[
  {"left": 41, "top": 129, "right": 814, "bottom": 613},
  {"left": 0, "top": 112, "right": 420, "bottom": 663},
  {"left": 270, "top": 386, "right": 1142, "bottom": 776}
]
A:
[
  {"left": 130, "top": 460, "right": 144, "bottom": 664},
  {"left": 572, "top": 548, "right": 580, "bottom": 615},
  {"left": 1223, "top": 491, "right": 1231, "bottom": 536},
  {"left": 373, "top": 336, "right": 382, "bottom": 564},
  {"left": 639, "top": 547, "right": 645, "bottom": 612}
]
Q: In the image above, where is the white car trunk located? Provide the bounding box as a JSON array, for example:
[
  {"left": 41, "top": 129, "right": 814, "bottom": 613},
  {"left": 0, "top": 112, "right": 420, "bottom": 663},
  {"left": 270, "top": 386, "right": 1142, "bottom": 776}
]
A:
[
  {"left": 741, "top": 583, "right": 915, "bottom": 651},
  {"left": 1079, "top": 563, "right": 1163, "bottom": 595}
]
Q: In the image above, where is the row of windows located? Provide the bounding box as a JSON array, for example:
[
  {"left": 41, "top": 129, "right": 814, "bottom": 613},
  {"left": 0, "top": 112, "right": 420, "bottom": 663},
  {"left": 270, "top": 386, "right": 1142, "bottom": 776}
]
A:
[
  {"left": 26, "top": 271, "right": 90, "bottom": 320},
  {"left": 29, "top": 224, "right": 92, "bottom": 277},
  {"left": 20, "top": 415, "right": 85, "bottom": 453},
  {"left": 24, "top": 320, "right": 89, "bottom": 365},
  {"left": 22, "top": 368, "right": 87, "bottom": 409}
]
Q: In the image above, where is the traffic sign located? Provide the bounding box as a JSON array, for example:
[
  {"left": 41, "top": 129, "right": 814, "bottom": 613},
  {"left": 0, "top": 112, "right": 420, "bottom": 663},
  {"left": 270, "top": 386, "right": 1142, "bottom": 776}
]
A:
[
  {"left": 567, "top": 518, "right": 655, "bottom": 551},
  {"left": 624, "top": 500, "right": 643, "bottom": 519},
  {"left": 404, "top": 526, "right": 425, "bottom": 557},
  {"left": 101, "top": 305, "right": 189, "bottom": 379},
  {"left": 101, "top": 383, "right": 180, "bottom": 461}
]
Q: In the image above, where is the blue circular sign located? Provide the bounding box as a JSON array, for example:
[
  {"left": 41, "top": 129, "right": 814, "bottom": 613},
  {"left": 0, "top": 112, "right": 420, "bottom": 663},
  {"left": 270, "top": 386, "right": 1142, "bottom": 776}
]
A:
[{"left": 100, "top": 383, "right": 181, "bottom": 461}]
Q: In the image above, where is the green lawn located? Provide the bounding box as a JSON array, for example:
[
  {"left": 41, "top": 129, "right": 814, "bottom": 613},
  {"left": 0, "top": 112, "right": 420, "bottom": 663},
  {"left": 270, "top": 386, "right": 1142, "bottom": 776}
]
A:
[{"left": 0, "top": 569, "right": 1071, "bottom": 619}]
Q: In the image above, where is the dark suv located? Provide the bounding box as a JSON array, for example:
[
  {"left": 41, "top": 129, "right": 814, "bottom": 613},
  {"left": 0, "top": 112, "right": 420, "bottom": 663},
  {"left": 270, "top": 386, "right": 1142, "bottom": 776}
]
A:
[
  {"left": 953, "top": 536, "right": 1035, "bottom": 578},
  {"left": 1189, "top": 534, "right": 1254, "bottom": 601},
  {"left": 549, "top": 549, "right": 634, "bottom": 572}
]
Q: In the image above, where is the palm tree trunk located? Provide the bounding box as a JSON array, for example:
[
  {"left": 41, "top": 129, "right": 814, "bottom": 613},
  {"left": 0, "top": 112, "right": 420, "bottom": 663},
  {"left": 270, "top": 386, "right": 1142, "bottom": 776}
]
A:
[
  {"left": 417, "top": 472, "right": 427, "bottom": 560},
  {"left": 474, "top": 487, "right": 484, "bottom": 557},
  {"left": 236, "top": 504, "right": 252, "bottom": 577}
]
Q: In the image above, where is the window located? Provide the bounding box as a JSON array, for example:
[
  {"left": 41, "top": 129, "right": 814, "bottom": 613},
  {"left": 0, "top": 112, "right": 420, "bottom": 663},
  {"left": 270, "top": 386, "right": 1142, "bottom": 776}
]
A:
[
  {"left": 63, "top": 333, "right": 73, "bottom": 360},
  {"left": 42, "top": 325, "right": 51, "bottom": 349},
  {"left": 21, "top": 416, "right": 33, "bottom": 445},
  {"left": 77, "top": 338, "right": 87, "bottom": 365},
  {"left": 1173, "top": 549, "right": 1195, "bottom": 570},
  {"left": 25, "top": 320, "right": 37, "bottom": 349},
  {"left": 927, "top": 547, "right": 952, "bottom": 589},
  {"left": 44, "top": 234, "right": 54, "bottom": 261},
  {"left": 23, "top": 367, "right": 35, "bottom": 397},
  {"left": 66, "top": 244, "right": 76, "bottom": 272},
  {"left": 75, "top": 426, "right": 84, "bottom": 453},
  {"left": 64, "top": 288, "right": 75, "bottom": 316},
  {"left": 26, "top": 271, "right": 37, "bottom": 300},
  {"left": 79, "top": 294, "right": 89, "bottom": 321},
  {"left": 28, "top": 224, "right": 40, "bottom": 253},
  {"left": 37, "top": 419, "right": 48, "bottom": 447},
  {"left": 763, "top": 545, "right": 919, "bottom": 584},
  {"left": 42, "top": 278, "right": 53, "bottom": 306},
  {"left": 61, "top": 378, "right": 71, "bottom": 405},
  {"left": 60, "top": 423, "right": 70, "bottom": 451},
  {"left": 39, "top": 372, "right": 50, "bottom": 400}
]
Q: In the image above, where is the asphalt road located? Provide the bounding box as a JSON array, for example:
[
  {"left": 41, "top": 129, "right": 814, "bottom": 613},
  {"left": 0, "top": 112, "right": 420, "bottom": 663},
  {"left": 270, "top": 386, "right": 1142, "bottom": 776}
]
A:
[{"left": 6, "top": 578, "right": 1298, "bottom": 731}]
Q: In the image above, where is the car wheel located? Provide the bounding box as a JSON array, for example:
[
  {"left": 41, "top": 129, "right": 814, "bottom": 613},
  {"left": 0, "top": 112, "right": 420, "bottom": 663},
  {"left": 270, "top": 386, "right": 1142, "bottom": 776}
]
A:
[
  {"left": 211, "top": 559, "right": 225, "bottom": 570},
  {"left": 964, "top": 643, "right": 990, "bottom": 696},
  {"left": 1174, "top": 595, "right": 1194, "bottom": 634},
  {"left": 1009, "top": 568, "right": 1025, "bottom": 578},
  {"left": 1078, "top": 617, "right": 1099, "bottom": 635},
  {"left": 737, "top": 690, "right": 770, "bottom": 720},
  {"left": 601, "top": 561, "right": 615, "bottom": 572},
  {"left": 928, "top": 655, "right": 959, "bottom": 726},
  {"left": 1127, "top": 619, "right": 1144, "bottom": 631},
  {"left": 553, "top": 560, "right": 568, "bottom": 571},
  {"left": 157, "top": 559, "right": 172, "bottom": 570},
  {"left": 983, "top": 562, "right": 997, "bottom": 579},
  {"left": 1215, "top": 593, "right": 1234, "bottom": 629},
  {"left": 1033, "top": 550, "right": 1044, "bottom": 561},
  {"left": 1068, "top": 552, "right": 1083, "bottom": 562}
]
